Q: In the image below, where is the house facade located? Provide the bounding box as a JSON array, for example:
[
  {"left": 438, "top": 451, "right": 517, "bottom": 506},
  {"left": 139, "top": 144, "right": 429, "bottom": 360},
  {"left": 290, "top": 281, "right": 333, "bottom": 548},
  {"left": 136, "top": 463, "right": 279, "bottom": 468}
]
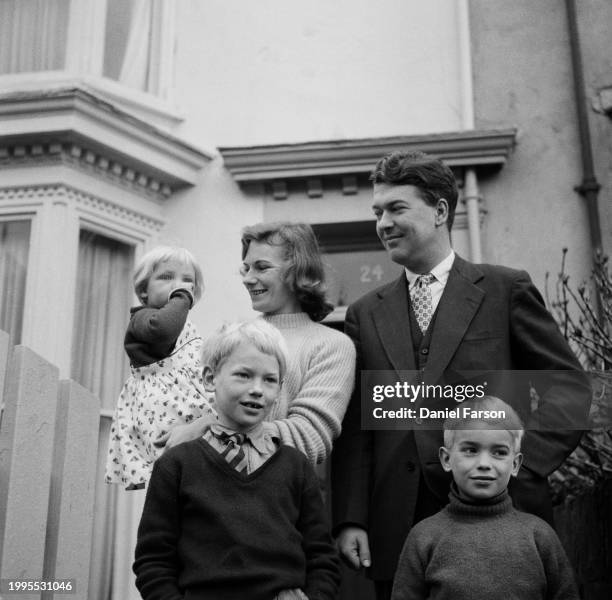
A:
[{"left": 1, "top": 1, "right": 610, "bottom": 598}]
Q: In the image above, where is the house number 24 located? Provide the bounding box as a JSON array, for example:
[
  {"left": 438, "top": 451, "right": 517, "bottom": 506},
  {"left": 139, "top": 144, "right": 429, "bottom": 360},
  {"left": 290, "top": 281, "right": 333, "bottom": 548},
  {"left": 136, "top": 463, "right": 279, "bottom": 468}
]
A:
[{"left": 360, "top": 264, "right": 384, "bottom": 282}]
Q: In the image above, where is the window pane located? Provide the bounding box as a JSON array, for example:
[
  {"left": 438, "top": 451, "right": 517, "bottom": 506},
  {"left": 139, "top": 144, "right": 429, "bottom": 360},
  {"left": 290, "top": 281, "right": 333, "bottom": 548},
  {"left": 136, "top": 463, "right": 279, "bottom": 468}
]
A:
[
  {"left": 0, "top": 220, "right": 31, "bottom": 344},
  {"left": 324, "top": 249, "right": 403, "bottom": 307},
  {"left": 0, "top": 0, "right": 70, "bottom": 74},
  {"left": 103, "top": 0, "right": 154, "bottom": 91}
]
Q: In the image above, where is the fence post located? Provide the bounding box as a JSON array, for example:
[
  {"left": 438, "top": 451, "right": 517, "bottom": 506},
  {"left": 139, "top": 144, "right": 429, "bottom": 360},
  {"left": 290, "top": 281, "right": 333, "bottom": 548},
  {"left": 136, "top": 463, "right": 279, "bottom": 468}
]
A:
[
  {"left": 0, "top": 346, "right": 59, "bottom": 600},
  {"left": 0, "top": 330, "right": 9, "bottom": 424},
  {"left": 42, "top": 380, "right": 99, "bottom": 600}
]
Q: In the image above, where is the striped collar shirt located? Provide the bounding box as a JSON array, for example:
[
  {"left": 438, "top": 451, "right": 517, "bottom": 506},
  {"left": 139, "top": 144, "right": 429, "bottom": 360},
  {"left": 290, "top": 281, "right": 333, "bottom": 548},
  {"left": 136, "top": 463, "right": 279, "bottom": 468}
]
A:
[{"left": 203, "top": 423, "right": 279, "bottom": 473}]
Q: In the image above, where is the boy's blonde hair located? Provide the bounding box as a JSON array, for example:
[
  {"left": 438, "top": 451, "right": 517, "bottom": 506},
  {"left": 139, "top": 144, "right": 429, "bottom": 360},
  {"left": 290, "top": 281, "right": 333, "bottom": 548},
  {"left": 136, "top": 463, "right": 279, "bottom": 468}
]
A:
[
  {"left": 134, "top": 246, "right": 204, "bottom": 304},
  {"left": 202, "top": 320, "right": 288, "bottom": 382},
  {"left": 443, "top": 396, "right": 524, "bottom": 452}
]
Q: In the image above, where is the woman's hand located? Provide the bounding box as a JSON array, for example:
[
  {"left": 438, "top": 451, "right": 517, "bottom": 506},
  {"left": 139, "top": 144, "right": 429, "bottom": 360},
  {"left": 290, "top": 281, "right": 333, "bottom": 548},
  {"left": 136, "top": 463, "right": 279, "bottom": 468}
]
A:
[{"left": 154, "top": 414, "right": 214, "bottom": 451}]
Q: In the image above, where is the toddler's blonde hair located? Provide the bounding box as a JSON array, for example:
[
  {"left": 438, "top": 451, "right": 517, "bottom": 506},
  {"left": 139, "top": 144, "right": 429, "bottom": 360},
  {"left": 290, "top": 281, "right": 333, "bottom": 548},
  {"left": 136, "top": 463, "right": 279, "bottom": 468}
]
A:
[{"left": 133, "top": 246, "right": 204, "bottom": 304}]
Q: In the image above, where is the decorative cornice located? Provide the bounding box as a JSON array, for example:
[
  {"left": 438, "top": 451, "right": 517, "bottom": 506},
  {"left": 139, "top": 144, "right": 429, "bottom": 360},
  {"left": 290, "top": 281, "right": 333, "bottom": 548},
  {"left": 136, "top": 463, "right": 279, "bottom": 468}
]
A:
[
  {"left": 0, "top": 87, "right": 213, "bottom": 190},
  {"left": 0, "top": 141, "right": 172, "bottom": 200},
  {"left": 219, "top": 129, "right": 517, "bottom": 182},
  {"left": 0, "top": 184, "right": 164, "bottom": 232},
  {"left": 69, "top": 185, "right": 164, "bottom": 231}
]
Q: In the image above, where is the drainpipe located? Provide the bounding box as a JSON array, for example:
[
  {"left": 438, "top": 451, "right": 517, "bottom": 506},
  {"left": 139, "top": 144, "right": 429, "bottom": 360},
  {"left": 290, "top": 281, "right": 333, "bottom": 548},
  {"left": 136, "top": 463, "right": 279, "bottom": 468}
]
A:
[
  {"left": 464, "top": 169, "right": 482, "bottom": 263},
  {"left": 457, "top": 0, "right": 483, "bottom": 262},
  {"left": 565, "top": 0, "right": 603, "bottom": 258},
  {"left": 565, "top": 0, "right": 604, "bottom": 323}
]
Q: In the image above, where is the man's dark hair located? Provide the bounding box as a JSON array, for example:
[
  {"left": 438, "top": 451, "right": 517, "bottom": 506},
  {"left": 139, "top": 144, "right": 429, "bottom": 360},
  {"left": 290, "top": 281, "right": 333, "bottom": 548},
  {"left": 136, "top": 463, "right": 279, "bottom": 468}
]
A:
[{"left": 370, "top": 150, "right": 458, "bottom": 230}]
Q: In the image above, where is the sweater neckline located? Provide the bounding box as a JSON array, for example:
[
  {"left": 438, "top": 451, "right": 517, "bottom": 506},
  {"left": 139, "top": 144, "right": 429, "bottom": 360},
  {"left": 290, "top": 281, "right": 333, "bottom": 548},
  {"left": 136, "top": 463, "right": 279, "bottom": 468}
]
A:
[
  {"left": 196, "top": 437, "right": 284, "bottom": 482},
  {"left": 262, "top": 312, "right": 313, "bottom": 329},
  {"left": 446, "top": 482, "right": 513, "bottom": 518}
]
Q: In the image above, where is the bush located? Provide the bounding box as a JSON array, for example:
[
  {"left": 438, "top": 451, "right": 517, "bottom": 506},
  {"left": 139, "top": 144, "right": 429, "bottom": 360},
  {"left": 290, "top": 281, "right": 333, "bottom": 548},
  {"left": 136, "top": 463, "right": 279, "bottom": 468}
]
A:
[{"left": 546, "top": 250, "right": 612, "bottom": 503}]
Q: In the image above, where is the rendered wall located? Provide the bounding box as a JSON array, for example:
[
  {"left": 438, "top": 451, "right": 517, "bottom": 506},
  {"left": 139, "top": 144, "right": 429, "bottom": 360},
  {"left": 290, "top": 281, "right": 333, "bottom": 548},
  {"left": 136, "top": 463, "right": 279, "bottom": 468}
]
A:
[
  {"left": 173, "top": 0, "right": 468, "bottom": 147},
  {"left": 470, "top": 0, "right": 610, "bottom": 292},
  {"left": 574, "top": 0, "right": 612, "bottom": 258}
]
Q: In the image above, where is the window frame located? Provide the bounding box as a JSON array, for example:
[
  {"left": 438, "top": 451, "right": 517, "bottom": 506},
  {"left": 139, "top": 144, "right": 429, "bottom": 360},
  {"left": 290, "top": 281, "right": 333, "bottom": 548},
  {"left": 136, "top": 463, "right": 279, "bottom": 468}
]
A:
[{"left": 0, "top": 0, "right": 179, "bottom": 123}]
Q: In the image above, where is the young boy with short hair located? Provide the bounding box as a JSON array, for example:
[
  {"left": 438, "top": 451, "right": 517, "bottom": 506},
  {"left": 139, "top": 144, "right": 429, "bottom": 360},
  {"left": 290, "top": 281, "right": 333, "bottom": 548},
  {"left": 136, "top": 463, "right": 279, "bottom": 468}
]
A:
[
  {"left": 133, "top": 320, "right": 340, "bottom": 600},
  {"left": 391, "top": 395, "right": 579, "bottom": 600}
]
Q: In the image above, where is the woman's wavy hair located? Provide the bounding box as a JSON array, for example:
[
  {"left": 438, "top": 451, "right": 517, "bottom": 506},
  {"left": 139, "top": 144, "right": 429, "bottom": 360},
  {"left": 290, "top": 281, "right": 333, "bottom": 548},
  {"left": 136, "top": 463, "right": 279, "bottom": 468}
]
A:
[{"left": 241, "top": 222, "right": 334, "bottom": 322}]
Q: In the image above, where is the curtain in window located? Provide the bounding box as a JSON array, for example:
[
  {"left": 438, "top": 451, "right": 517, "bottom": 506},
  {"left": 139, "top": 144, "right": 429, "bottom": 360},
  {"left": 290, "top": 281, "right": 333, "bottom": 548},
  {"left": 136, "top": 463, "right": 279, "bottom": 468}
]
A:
[
  {"left": 71, "top": 230, "right": 133, "bottom": 408},
  {"left": 0, "top": 220, "right": 31, "bottom": 344},
  {"left": 103, "top": 0, "right": 164, "bottom": 93},
  {"left": 71, "top": 230, "right": 139, "bottom": 600},
  {"left": 0, "top": 0, "right": 70, "bottom": 74}
]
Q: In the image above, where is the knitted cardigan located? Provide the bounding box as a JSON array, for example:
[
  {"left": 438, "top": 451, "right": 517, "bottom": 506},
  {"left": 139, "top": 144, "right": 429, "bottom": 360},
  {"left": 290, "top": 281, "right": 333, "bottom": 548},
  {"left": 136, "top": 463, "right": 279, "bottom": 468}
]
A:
[
  {"left": 134, "top": 439, "right": 340, "bottom": 600},
  {"left": 391, "top": 487, "right": 579, "bottom": 600},
  {"left": 262, "top": 313, "right": 356, "bottom": 464}
]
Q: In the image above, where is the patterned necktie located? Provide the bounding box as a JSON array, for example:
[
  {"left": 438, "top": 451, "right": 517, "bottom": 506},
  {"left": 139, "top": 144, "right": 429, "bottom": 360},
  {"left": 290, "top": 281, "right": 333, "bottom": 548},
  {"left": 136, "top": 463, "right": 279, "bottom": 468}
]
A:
[
  {"left": 219, "top": 432, "right": 249, "bottom": 473},
  {"left": 412, "top": 273, "right": 436, "bottom": 333}
]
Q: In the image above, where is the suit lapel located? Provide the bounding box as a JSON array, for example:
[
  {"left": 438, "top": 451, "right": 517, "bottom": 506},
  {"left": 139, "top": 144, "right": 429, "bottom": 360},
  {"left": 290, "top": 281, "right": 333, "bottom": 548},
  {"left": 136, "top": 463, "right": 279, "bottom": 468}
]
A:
[
  {"left": 372, "top": 275, "right": 416, "bottom": 372},
  {"left": 424, "top": 256, "right": 485, "bottom": 384}
]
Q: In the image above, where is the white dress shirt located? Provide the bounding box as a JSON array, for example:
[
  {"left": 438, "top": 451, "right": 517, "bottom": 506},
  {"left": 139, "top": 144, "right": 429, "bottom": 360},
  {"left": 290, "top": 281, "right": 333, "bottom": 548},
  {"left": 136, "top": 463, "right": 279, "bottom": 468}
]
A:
[{"left": 405, "top": 251, "right": 455, "bottom": 314}]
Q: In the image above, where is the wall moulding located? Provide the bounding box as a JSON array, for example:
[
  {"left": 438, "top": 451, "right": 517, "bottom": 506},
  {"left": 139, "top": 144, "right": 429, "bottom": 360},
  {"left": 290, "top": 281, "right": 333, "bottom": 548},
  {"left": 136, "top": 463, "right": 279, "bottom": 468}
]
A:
[
  {"left": 0, "top": 140, "right": 172, "bottom": 201},
  {"left": 220, "top": 129, "right": 517, "bottom": 180},
  {"left": 0, "top": 184, "right": 164, "bottom": 234},
  {"left": 220, "top": 128, "right": 517, "bottom": 201},
  {"left": 0, "top": 86, "right": 213, "bottom": 191}
]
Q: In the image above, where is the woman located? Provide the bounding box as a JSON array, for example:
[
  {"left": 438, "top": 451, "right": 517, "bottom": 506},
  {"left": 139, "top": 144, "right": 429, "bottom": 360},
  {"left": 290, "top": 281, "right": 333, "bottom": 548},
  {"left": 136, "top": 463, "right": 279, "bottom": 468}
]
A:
[
  {"left": 239, "top": 221, "right": 356, "bottom": 463},
  {"left": 161, "top": 222, "right": 355, "bottom": 465}
]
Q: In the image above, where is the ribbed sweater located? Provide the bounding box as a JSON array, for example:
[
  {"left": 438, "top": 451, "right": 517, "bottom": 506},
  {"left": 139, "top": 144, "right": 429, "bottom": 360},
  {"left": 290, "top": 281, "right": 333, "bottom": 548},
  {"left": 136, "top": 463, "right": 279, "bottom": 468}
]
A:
[
  {"left": 134, "top": 440, "right": 340, "bottom": 600},
  {"left": 262, "top": 313, "right": 356, "bottom": 464},
  {"left": 391, "top": 488, "right": 579, "bottom": 600}
]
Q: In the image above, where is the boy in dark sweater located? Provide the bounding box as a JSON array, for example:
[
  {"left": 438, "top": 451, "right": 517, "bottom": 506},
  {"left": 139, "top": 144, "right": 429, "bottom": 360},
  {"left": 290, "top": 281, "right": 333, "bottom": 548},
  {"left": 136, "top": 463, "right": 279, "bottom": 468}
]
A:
[
  {"left": 133, "top": 320, "right": 340, "bottom": 600},
  {"left": 391, "top": 396, "right": 579, "bottom": 600}
]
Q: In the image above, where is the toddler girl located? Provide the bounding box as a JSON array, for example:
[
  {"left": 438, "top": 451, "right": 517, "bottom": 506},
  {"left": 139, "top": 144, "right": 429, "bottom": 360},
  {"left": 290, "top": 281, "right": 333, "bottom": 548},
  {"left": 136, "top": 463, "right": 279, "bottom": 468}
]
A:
[{"left": 105, "top": 246, "right": 215, "bottom": 489}]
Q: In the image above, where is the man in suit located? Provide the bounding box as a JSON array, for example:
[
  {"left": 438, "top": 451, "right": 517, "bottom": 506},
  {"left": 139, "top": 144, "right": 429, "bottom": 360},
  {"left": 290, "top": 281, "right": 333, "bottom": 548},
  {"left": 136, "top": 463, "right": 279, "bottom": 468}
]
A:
[{"left": 331, "top": 150, "right": 591, "bottom": 600}]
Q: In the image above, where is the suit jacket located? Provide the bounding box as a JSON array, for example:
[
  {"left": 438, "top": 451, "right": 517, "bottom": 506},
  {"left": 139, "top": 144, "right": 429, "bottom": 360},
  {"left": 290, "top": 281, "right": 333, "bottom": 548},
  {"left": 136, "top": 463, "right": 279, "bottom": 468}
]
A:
[{"left": 331, "top": 255, "right": 591, "bottom": 581}]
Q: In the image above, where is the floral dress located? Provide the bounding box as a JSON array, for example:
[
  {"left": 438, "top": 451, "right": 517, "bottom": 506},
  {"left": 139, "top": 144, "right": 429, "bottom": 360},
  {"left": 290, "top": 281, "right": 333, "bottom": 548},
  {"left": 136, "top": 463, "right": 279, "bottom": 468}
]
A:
[{"left": 105, "top": 319, "right": 215, "bottom": 488}]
